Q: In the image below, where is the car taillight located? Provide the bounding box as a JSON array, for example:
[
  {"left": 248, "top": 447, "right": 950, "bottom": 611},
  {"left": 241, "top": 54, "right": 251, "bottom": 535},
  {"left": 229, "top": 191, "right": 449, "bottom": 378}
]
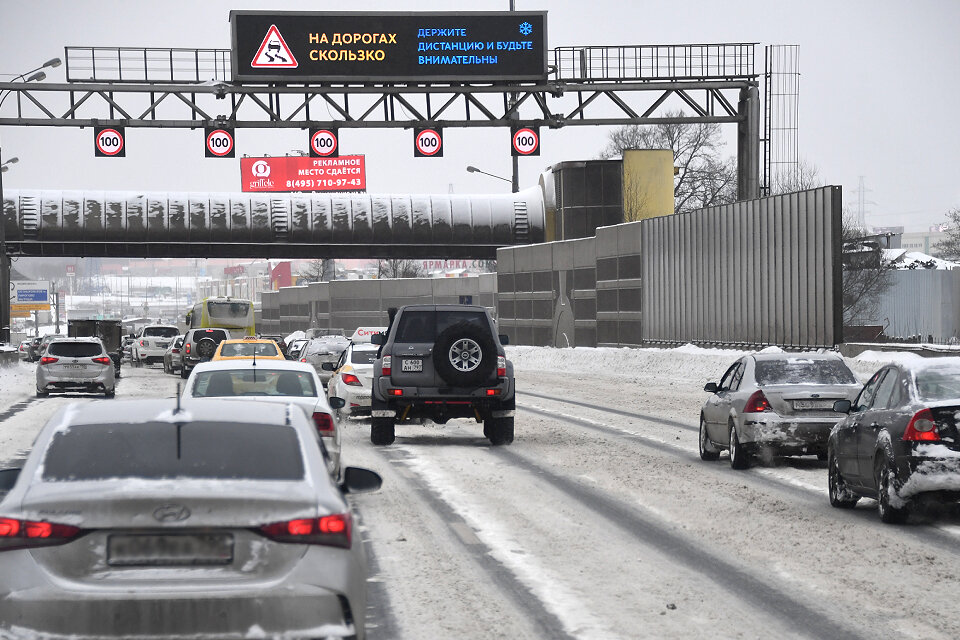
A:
[
  {"left": 342, "top": 373, "right": 362, "bottom": 386},
  {"left": 382, "top": 356, "right": 392, "bottom": 376},
  {"left": 744, "top": 390, "right": 772, "bottom": 413},
  {"left": 92, "top": 356, "right": 112, "bottom": 365},
  {"left": 903, "top": 408, "right": 940, "bottom": 442},
  {"left": 172, "top": 348, "right": 180, "bottom": 354},
  {"left": 39, "top": 356, "right": 58, "bottom": 365},
  {"left": 0, "top": 517, "right": 82, "bottom": 552},
  {"left": 312, "top": 411, "right": 335, "bottom": 437},
  {"left": 258, "top": 513, "right": 351, "bottom": 549},
  {"left": 497, "top": 355, "right": 506, "bottom": 377},
  {"left": 139, "top": 339, "right": 145, "bottom": 347},
  {"left": 300, "top": 357, "right": 307, "bottom": 362}
]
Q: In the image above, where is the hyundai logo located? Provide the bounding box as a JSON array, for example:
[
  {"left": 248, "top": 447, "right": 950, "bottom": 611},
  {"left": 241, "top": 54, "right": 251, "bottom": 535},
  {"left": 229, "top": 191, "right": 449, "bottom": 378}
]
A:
[{"left": 153, "top": 504, "right": 191, "bottom": 522}]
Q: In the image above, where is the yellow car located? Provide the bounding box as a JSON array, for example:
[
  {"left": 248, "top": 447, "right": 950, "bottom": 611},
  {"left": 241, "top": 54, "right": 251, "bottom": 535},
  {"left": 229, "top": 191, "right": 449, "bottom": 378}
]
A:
[{"left": 211, "top": 337, "right": 286, "bottom": 361}]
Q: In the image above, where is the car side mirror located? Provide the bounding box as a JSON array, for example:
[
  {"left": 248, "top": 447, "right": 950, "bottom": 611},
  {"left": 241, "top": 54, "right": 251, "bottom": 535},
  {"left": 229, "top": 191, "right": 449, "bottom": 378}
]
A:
[
  {"left": 321, "top": 362, "right": 335, "bottom": 371},
  {"left": 703, "top": 382, "right": 718, "bottom": 393},
  {"left": 833, "top": 399, "right": 852, "bottom": 414},
  {"left": 328, "top": 396, "right": 346, "bottom": 409},
  {"left": 0, "top": 468, "right": 22, "bottom": 498},
  {"left": 371, "top": 333, "right": 383, "bottom": 345},
  {"left": 339, "top": 467, "right": 382, "bottom": 494},
  {"left": 499, "top": 334, "right": 510, "bottom": 345}
]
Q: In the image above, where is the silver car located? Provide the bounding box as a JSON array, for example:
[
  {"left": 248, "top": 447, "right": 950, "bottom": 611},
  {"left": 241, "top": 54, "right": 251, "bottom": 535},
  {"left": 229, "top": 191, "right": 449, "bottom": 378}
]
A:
[
  {"left": 300, "top": 335, "right": 350, "bottom": 386},
  {"left": 700, "top": 352, "right": 861, "bottom": 468},
  {"left": 162, "top": 334, "right": 185, "bottom": 374},
  {"left": 183, "top": 360, "right": 346, "bottom": 478},
  {"left": 36, "top": 337, "right": 116, "bottom": 398},
  {"left": 0, "top": 399, "right": 381, "bottom": 640}
]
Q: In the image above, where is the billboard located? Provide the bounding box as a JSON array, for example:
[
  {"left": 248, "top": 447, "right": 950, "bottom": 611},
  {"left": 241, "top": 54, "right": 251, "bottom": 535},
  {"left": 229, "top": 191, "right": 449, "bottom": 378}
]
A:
[
  {"left": 230, "top": 11, "right": 547, "bottom": 82},
  {"left": 240, "top": 155, "right": 366, "bottom": 193}
]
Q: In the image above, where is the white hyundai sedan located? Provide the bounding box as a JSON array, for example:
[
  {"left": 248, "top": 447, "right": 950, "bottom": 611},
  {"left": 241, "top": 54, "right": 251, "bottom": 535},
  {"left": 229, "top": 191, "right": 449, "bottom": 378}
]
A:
[{"left": 183, "top": 360, "right": 345, "bottom": 478}]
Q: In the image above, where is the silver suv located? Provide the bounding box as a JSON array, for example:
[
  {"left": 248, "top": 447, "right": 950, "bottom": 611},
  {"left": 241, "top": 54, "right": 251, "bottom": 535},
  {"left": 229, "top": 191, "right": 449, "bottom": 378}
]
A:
[
  {"left": 36, "top": 338, "right": 116, "bottom": 398},
  {"left": 179, "top": 327, "right": 231, "bottom": 378},
  {"left": 371, "top": 305, "right": 515, "bottom": 446}
]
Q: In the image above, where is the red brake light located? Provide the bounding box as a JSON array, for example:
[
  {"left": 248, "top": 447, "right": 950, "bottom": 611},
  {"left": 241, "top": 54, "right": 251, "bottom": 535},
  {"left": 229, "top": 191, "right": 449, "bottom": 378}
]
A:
[
  {"left": 258, "top": 513, "right": 352, "bottom": 548},
  {"left": 300, "top": 357, "right": 306, "bottom": 363},
  {"left": 382, "top": 355, "right": 392, "bottom": 376},
  {"left": 311, "top": 411, "right": 335, "bottom": 436},
  {"left": 40, "top": 356, "right": 59, "bottom": 365},
  {"left": 342, "top": 373, "right": 362, "bottom": 386},
  {"left": 744, "top": 390, "right": 772, "bottom": 413},
  {"left": 486, "top": 389, "right": 501, "bottom": 396},
  {"left": 172, "top": 348, "right": 180, "bottom": 354},
  {"left": 903, "top": 408, "right": 940, "bottom": 442},
  {"left": 497, "top": 355, "right": 506, "bottom": 377},
  {"left": 0, "top": 517, "right": 81, "bottom": 552},
  {"left": 92, "top": 356, "right": 111, "bottom": 365},
  {"left": 388, "top": 389, "right": 403, "bottom": 396},
  {"left": 139, "top": 339, "right": 145, "bottom": 347},
  {"left": 185, "top": 343, "right": 191, "bottom": 354}
]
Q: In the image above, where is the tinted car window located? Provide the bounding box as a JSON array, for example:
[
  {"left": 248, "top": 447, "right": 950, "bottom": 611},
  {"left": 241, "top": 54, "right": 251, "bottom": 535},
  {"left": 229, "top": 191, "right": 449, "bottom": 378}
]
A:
[
  {"left": 47, "top": 342, "right": 103, "bottom": 358},
  {"left": 872, "top": 369, "right": 899, "bottom": 409},
  {"left": 853, "top": 370, "right": 885, "bottom": 412},
  {"left": 220, "top": 342, "right": 280, "bottom": 357},
  {"left": 351, "top": 350, "right": 377, "bottom": 365},
  {"left": 192, "top": 369, "right": 317, "bottom": 398},
  {"left": 718, "top": 362, "right": 739, "bottom": 391},
  {"left": 143, "top": 327, "right": 179, "bottom": 338},
  {"left": 915, "top": 368, "right": 960, "bottom": 402},
  {"left": 395, "top": 310, "right": 487, "bottom": 343},
  {"left": 191, "top": 329, "right": 229, "bottom": 342},
  {"left": 754, "top": 359, "right": 857, "bottom": 385},
  {"left": 729, "top": 362, "right": 745, "bottom": 391},
  {"left": 42, "top": 421, "right": 304, "bottom": 481}
]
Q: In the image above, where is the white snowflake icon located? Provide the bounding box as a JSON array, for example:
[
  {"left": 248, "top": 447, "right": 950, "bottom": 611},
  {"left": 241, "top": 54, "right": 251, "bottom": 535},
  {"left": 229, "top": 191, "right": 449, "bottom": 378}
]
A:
[{"left": 519, "top": 22, "right": 533, "bottom": 36}]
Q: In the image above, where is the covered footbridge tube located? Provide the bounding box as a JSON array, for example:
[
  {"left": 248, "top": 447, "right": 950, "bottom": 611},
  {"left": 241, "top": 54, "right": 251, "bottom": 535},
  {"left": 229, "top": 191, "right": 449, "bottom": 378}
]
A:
[{"left": 1, "top": 187, "right": 545, "bottom": 259}]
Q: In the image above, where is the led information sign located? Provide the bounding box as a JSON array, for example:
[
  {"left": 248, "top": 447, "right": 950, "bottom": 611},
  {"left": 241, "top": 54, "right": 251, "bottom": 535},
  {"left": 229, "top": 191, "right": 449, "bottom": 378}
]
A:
[
  {"left": 240, "top": 155, "right": 366, "bottom": 193},
  {"left": 230, "top": 11, "right": 547, "bottom": 82}
]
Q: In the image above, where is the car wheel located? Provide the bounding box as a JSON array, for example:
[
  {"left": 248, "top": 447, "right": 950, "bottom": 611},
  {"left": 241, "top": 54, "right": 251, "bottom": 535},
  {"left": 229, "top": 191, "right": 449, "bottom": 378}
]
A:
[
  {"left": 104, "top": 389, "right": 115, "bottom": 399},
  {"left": 432, "top": 321, "right": 497, "bottom": 387},
  {"left": 699, "top": 417, "right": 720, "bottom": 461},
  {"left": 371, "top": 417, "right": 395, "bottom": 445},
  {"left": 828, "top": 450, "right": 859, "bottom": 509},
  {"left": 180, "top": 366, "right": 189, "bottom": 379},
  {"left": 486, "top": 416, "right": 514, "bottom": 446},
  {"left": 817, "top": 451, "right": 828, "bottom": 462},
  {"left": 36, "top": 389, "right": 48, "bottom": 398},
  {"left": 729, "top": 421, "right": 750, "bottom": 470},
  {"left": 163, "top": 360, "right": 170, "bottom": 374},
  {"left": 875, "top": 455, "right": 909, "bottom": 524}
]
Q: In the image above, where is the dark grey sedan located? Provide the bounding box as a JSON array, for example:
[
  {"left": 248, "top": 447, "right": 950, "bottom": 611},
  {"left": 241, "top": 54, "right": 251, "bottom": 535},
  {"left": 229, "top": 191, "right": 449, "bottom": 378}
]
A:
[
  {"left": 828, "top": 357, "right": 960, "bottom": 523},
  {"left": 0, "top": 399, "right": 381, "bottom": 639}
]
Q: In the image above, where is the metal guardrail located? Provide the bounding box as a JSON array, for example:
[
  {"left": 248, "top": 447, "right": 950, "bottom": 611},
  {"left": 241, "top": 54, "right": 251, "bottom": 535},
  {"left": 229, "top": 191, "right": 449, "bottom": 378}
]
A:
[
  {"left": 65, "top": 47, "right": 231, "bottom": 83},
  {"left": 66, "top": 44, "right": 758, "bottom": 84}
]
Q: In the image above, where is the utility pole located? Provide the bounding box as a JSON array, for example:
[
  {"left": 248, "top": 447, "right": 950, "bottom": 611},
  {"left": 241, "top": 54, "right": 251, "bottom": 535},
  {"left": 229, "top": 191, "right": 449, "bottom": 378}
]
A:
[{"left": 509, "top": 0, "right": 519, "bottom": 194}]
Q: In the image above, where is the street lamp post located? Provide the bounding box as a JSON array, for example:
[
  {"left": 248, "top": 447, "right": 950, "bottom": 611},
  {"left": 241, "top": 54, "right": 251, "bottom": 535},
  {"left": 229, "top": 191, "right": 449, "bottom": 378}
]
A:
[
  {"left": 0, "top": 57, "right": 61, "bottom": 343},
  {"left": 466, "top": 165, "right": 512, "bottom": 186}
]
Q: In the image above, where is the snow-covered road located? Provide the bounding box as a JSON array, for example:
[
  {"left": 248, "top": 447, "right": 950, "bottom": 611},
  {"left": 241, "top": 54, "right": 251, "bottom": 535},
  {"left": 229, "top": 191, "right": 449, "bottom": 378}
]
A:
[{"left": 2, "top": 347, "right": 959, "bottom": 639}]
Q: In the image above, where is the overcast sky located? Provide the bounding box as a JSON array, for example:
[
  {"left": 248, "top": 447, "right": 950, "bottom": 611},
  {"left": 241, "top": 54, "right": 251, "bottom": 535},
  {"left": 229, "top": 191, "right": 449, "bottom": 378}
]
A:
[{"left": 1, "top": 0, "right": 958, "bottom": 232}]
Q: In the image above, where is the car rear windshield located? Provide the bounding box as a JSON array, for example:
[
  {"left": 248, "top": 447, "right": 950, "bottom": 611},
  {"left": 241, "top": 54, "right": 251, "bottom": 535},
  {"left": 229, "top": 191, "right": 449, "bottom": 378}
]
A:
[
  {"left": 192, "top": 329, "right": 228, "bottom": 342},
  {"left": 47, "top": 342, "right": 103, "bottom": 358},
  {"left": 143, "top": 327, "right": 179, "bottom": 338},
  {"left": 915, "top": 369, "right": 960, "bottom": 402},
  {"left": 351, "top": 350, "right": 378, "bottom": 365},
  {"left": 754, "top": 359, "right": 857, "bottom": 385},
  {"left": 219, "top": 342, "right": 280, "bottom": 358},
  {"left": 192, "top": 369, "right": 318, "bottom": 398},
  {"left": 395, "top": 310, "right": 487, "bottom": 343},
  {"left": 42, "top": 421, "right": 304, "bottom": 481}
]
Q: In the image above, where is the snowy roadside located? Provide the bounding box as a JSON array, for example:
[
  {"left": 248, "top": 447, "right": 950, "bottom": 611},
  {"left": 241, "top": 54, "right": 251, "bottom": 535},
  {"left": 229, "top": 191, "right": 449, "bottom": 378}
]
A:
[{"left": 0, "top": 362, "right": 37, "bottom": 407}]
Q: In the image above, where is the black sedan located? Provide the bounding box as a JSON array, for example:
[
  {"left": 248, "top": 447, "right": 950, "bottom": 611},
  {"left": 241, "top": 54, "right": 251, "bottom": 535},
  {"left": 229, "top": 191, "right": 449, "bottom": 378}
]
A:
[{"left": 828, "top": 357, "right": 960, "bottom": 523}]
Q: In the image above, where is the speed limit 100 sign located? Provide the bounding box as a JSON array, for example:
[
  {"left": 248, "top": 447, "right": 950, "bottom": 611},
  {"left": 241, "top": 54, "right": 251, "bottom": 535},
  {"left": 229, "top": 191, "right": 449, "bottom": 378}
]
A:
[
  {"left": 414, "top": 128, "right": 443, "bottom": 157},
  {"left": 204, "top": 127, "right": 236, "bottom": 158},
  {"left": 310, "top": 128, "right": 339, "bottom": 157},
  {"left": 511, "top": 127, "right": 540, "bottom": 157},
  {"left": 94, "top": 127, "right": 126, "bottom": 157}
]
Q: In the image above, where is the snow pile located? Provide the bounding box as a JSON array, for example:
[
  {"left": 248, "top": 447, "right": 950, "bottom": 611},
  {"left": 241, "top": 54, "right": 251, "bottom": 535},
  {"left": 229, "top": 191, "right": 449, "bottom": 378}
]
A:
[
  {"left": 285, "top": 330, "right": 306, "bottom": 344},
  {"left": 0, "top": 362, "right": 35, "bottom": 403},
  {"left": 884, "top": 249, "right": 958, "bottom": 270}
]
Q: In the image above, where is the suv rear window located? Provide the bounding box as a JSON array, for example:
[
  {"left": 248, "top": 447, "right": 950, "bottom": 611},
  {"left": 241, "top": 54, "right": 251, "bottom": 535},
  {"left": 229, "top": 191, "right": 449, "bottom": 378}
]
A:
[
  {"left": 754, "top": 359, "right": 857, "bottom": 385},
  {"left": 144, "top": 327, "right": 179, "bottom": 338},
  {"left": 42, "top": 421, "right": 304, "bottom": 481},
  {"left": 191, "top": 329, "right": 228, "bottom": 342},
  {"left": 47, "top": 342, "right": 103, "bottom": 358},
  {"left": 395, "top": 310, "right": 487, "bottom": 343}
]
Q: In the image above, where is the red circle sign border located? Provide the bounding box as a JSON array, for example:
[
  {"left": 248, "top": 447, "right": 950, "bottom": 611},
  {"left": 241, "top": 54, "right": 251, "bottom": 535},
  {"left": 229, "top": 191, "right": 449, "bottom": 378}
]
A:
[
  {"left": 96, "top": 128, "right": 125, "bottom": 156},
  {"left": 311, "top": 130, "right": 338, "bottom": 156},
  {"left": 416, "top": 129, "right": 442, "bottom": 156},
  {"left": 512, "top": 127, "right": 539, "bottom": 155},
  {"left": 206, "top": 129, "right": 235, "bottom": 157}
]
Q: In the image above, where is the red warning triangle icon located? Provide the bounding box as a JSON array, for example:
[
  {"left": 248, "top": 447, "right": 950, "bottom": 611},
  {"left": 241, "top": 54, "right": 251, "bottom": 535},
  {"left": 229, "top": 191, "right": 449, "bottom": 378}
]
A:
[{"left": 251, "top": 25, "right": 298, "bottom": 68}]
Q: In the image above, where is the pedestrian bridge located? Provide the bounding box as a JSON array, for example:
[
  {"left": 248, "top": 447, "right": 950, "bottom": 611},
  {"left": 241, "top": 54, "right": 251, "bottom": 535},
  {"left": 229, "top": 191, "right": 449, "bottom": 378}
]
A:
[{"left": 1, "top": 186, "right": 546, "bottom": 259}]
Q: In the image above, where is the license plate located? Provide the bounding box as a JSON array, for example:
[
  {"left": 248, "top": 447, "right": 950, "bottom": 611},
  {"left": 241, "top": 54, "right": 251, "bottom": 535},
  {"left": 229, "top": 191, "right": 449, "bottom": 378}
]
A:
[
  {"left": 401, "top": 358, "right": 422, "bottom": 372},
  {"left": 65, "top": 364, "right": 86, "bottom": 370},
  {"left": 793, "top": 400, "right": 835, "bottom": 410},
  {"left": 107, "top": 533, "right": 234, "bottom": 567}
]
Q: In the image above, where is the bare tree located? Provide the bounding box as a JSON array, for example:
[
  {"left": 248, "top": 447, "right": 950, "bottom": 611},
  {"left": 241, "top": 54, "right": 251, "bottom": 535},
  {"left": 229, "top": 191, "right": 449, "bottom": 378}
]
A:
[
  {"left": 770, "top": 158, "right": 822, "bottom": 194},
  {"left": 933, "top": 207, "right": 960, "bottom": 261},
  {"left": 298, "top": 258, "right": 334, "bottom": 283},
  {"left": 378, "top": 259, "right": 425, "bottom": 279},
  {"left": 599, "top": 110, "right": 737, "bottom": 214},
  {"left": 841, "top": 214, "right": 897, "bottom": 326}
]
